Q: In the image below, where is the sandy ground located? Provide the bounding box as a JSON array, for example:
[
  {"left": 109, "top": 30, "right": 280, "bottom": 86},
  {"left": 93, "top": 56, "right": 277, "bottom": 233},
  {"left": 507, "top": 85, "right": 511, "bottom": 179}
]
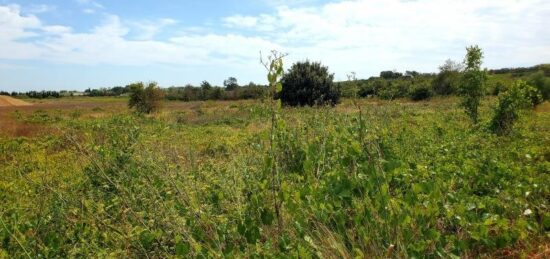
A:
[{"left": 0, "top": 95, "right": 32, "bottom": 107}]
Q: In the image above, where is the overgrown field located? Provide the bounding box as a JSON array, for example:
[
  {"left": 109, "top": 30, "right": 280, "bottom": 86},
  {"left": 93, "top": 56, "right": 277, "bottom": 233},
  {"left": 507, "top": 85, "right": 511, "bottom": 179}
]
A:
[{"left": 1, "top": 97, "right": 549, "bottom": 258}]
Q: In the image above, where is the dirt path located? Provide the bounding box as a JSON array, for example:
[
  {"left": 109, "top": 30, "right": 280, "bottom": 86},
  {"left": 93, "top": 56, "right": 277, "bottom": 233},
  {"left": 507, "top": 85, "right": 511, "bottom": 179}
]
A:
[{"left": 0, "top": 96, "right": 32, "bottom": 107}]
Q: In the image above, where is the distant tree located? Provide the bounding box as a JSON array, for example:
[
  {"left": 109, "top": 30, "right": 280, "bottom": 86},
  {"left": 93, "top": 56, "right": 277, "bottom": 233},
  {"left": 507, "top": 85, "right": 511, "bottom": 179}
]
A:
[
  {"left": 128, "top": 82, "right": 164, "bottom": 114},
  {"left": 439, "top": 59, "right": 464, "bottom": 72},
  {"left": 380, "top": 70, "right": 403, "bottom": 80},
  {"left": 281, "top": 61, "right": 340, "bottom": 106},
  {"left": 224, "top": 77, "right": 239, "bottom": 91},
  {"left": 458, "top": 45, "right": 487, "bottom": 124},
  {"left": 198, "top": 81, "right": 213, "bottom": 100},
  {"left": 210, "top": 87, "right": 224, "bottom": 100},
  {"left": 201, "top": 81, "right": 212, "bottom": 90},
  {"left": 405, "top": 71, "right": 420, "bottom": 77},
  {"left": 433, "top": 59, "right": 463, "bottom": 95},
  {"left": 111, "top": 86, "right": 126, "bottom": 96},
  {"left": 23, "top": 90, "right": 61, "bottom": 99},
  {"left": 238, "top": 83, "right": 266, "bottom": 99}
]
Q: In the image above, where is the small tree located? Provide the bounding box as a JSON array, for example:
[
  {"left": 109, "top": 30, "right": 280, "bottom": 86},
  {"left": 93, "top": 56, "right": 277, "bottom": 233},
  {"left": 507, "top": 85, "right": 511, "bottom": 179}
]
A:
[
  {"left": 458, "top": 45, "right": 487, "bottom": 124},
  {"left": 223, "top": 77, "right": 239, "bottom": 91},
  {"left": 200, "top": 81, "right": 212, "bottom": 90},
  {"left": 128, "top": 82, "right": 164, "bottom": 114},
  {"left": 433, "top": 59, "right": 463, "bottom": 95},
  {"left": 489, "top": 80, "right": 540, "bottom": 135},
  {"left": 280, "top": 61, "right": 340, "bottom": 106}
]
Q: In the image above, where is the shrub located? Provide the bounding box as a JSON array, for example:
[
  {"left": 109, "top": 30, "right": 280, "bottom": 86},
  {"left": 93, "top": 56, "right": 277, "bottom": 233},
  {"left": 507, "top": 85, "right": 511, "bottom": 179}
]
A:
[
  {"left": 432, "top": 59, "right": 463, "bottom": 95},
  {"left": 492, "top": 81, "right": 506, "bottom": 96},
  {"left": 522, "top": 83, "right": 544, "bottom": 107},
  {"left": 527, "top": 71, "right": 550, "bottom": 100},
  {"left": 128, "top": 82, "right": 164, "bottom": 114},
  {"left": 489, "top": 80, "right": 540, "bottom": 135},
  {"left": 280, "top": 61, "right": 340, "bottom": 106},
  {"left": 357, "top": 84, "right": 375, "bottom": 97},
  {"left": 358, "top": 78, "right": 387, "bottom": 97},
  {"left": 410, "top": 83, "right": 433, "bottom": 101},
  {"left": 224, "top": 77, "right": 239, "bottom": 91},
  {"left": 458, "top": 45, "right": 487, "bottom": 124},
  {"left": 378, "top": 80, "right": 411, "bottom": 100}
]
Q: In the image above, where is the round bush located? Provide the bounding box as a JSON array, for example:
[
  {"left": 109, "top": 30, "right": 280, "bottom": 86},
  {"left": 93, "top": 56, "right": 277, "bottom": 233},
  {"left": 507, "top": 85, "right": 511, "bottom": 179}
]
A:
[
  {"left": 280, "top": 61, "right": 340, "bottom": 106},
  {"left": 410, "top": 84, "right": 433, "bottom": 101}
]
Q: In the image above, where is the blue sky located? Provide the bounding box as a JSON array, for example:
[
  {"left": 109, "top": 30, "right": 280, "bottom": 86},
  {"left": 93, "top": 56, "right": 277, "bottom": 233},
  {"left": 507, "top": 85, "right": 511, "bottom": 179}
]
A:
[{"left": 0, "top": 0, "right": 549, "bottom": 92}]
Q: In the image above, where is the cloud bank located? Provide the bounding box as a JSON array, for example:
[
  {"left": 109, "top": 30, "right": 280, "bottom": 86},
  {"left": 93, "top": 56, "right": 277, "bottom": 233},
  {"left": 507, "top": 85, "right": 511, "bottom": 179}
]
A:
[{"left": 1, "top": 0, "right": 549, "bottom": 86}]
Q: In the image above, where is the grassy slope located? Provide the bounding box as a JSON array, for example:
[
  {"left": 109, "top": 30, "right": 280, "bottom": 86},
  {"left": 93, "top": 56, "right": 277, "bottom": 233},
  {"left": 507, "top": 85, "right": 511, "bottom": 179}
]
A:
[{"left": 0, "top": 97, "right": 549, "bottom": 258}]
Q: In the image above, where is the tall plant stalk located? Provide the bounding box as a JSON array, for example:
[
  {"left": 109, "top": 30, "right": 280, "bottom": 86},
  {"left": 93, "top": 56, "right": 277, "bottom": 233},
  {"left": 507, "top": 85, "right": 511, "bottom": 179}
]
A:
[{"left": 260, "top": 50, "right": 287, "bottom": 234}]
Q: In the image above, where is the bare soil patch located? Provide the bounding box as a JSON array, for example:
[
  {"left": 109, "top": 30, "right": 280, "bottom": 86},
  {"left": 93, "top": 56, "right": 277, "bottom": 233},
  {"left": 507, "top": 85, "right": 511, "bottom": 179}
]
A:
[{"left": 0, "top": 96, "right": 32, "bottom": 107}]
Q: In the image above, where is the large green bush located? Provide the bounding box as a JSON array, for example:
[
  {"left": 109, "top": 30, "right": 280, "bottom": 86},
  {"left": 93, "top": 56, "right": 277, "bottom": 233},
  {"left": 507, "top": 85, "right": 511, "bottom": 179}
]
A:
[{"left": 280, "top": 61, "right": 340, "bottom": 106}]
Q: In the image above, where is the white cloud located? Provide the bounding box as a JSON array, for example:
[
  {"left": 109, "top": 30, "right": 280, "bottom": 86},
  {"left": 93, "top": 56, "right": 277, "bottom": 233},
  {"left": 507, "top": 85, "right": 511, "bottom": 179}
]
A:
[
  {"left": 224, "top": 15, "right": 258, "bottom": 28},
  {"left": 0, "top": 4, "right": 41, "bottom": 40},
  {"left": 129, "top": 18, "right": 177, "bottom": 40},
  {"left": 226, "top": 0, "right": 550, "bottom": 79},
  {"left": 83, "top": 8, "right": 95, "bottom": 14},
  {"left": 76, "top": 0, "right": 103, "bottom": 14},
  {"left": 76, "top": 0, "right": 104, "bottom": 9},
  {"left": 0, "top": 7, "right": 279, "bottom": 68},
  {"left": 27, "top": 4, "right": 56, "bottom": 14},
  {"left": 1, "top": 0, "right": 549, "bottom": 84},
  {"left": 224, "top": 14, "right": 278, "bottom": 32}
]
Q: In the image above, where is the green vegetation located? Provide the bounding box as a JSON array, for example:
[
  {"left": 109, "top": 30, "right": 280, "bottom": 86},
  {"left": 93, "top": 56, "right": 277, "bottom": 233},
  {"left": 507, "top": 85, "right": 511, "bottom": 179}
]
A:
[
  {"left": 1, "top": 93, "right": 549, "bottom": 257},
  {"left": 528, "top": 70, "right": 550, "bottom": 100},
  {"left": 2, "top": 46, "right": 550, "bottom": 257},
  {"left": 281, "top": 61, "right": 340, "bottom": 106},
  {"left": 458, "top": 45, "right": 487, "bottom": 124},
  {"left": 432, "top": 59, "right": 462, "bottom": 96},
  {"left": 489, "top": 80, "right": 542, "bottom": 135},
  {"left": 128, "top": 82, "right": 164, "bottom": 114}
]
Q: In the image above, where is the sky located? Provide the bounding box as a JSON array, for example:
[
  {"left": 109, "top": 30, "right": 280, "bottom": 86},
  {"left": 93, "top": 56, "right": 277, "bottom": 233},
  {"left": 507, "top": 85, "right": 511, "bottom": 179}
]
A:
[{"left": 0, "top": 0, "right": 549, "bottom": 92}]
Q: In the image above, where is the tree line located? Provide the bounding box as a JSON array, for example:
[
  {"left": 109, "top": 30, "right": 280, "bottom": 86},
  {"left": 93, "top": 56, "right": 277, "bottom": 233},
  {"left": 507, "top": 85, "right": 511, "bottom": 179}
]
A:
[{"left": 4, "top": 62, "right": 548, "bottom": 104}]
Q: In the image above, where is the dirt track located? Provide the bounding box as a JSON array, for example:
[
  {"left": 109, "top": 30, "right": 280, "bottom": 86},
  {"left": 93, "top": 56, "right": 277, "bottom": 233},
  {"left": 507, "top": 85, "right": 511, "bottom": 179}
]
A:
[{"left": 0, "top": 96, "right": 32, "bottom": 107}]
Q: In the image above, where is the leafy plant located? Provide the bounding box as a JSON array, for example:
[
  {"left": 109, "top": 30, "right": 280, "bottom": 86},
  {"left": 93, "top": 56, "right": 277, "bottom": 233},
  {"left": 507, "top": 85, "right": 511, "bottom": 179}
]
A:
[
  {"left": 280, "top": 61, "right": 340, "bottom": 106},
  {"left": 489, "top": 80, "right": 540, "bottom": 135},
  {"left": 410, "top": 83, "right": 433, "bottom": 101},
  {"left": 433, "top": 59, "right": 463, "bottom": 95},
  {"left": 458, "top": 45, "right": 487, "bottom": 124},
  {"left": 527, "top": 71, "right": 550, "bottom": 100},
  {"left": 128, "top": 82, "right": 164, "bottom": 114}
]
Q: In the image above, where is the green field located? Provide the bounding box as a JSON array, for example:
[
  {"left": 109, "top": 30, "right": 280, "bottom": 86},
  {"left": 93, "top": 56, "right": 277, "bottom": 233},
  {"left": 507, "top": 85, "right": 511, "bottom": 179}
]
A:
[{"left": 1, "top": 97, "right": 549, "bottom": 257}]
